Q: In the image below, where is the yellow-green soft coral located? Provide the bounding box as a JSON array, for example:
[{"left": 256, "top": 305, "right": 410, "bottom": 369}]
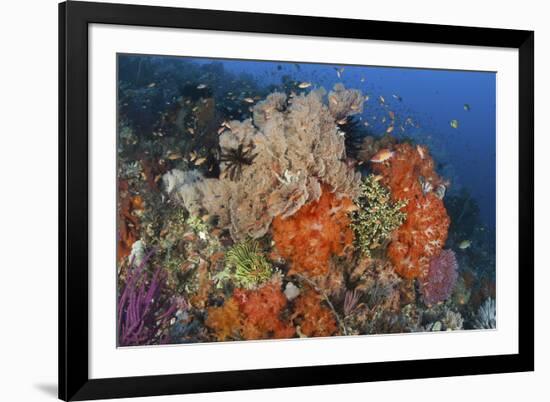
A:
[
  {"left": 350, "top": 175, "right": 407, "bottom": 257},
  {"left": 215, "top": 240, "right": 274, "bottom": 289}
]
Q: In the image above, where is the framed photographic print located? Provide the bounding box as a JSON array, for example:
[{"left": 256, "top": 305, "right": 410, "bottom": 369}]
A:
[{"left": 59, "top": 1, "right": 534, "bottom": 400}]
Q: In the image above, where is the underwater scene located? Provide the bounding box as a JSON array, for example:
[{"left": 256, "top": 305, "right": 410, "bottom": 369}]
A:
[{"left": 116, "top": 54, "right": 496, "bottom": 347}]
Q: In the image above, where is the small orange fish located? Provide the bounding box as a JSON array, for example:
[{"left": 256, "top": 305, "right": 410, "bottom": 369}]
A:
[
  {"left": 416, "top": 145, "right": 426, "bottom": 160},
  {"left": 194, "top": 157, "right": 207, "bottom": 166},
  {"left": 370, "top": 149, "right": 394, "bottom": 163},
  {"left": 336, "top": 118, "right": 348, "bottom": 125}
]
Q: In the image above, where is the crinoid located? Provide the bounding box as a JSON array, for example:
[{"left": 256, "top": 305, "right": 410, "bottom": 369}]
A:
[
  {"left": 219, "top": 144, "right": 258, "bottom": 181},
  {"left": 215, "top": 239, "right": 274, "bottom": 290},
  {"left": 339, "top": 116, "right": 368, "bottom": 159}
]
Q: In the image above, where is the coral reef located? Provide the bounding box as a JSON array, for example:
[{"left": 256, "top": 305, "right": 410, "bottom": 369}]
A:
[
  {"left": 419, "top": 249, "right": 459, "bottom": 306},
  {"left": 169, "top": 307, "right": 207, "bottom": 344},
  {"left": 188, "top": 257, "right": 212, "bottom": 310},
  {"left": 272, "top": 185, "right": 356, "bottom": 277},
  {"left": 152, "top": 206, "right": 224, "bottom": 302},
  {"left": 372, "top": 142, "right": 450, "bottom": 279},
  {"left": 342, "top": 256, "right": 404, "bottom": 335},
  {"left": 350, "top": 174, "right": 407, "bottom": 257},
  {"left": 140, "top": 157, "right": 168, "bottom": 191},
  {"left": 351, "top": 303, "right": 422, "bottom": 335},
  {"left": 422, "top": 303, "right": 464, "bottom": 331},
  {"left": 164, "top": 86, "right": 363, "bottom": 241},
  {"left": 452, "top": 274, "right": 472, "bottom": 306},
  {"left": 472, "top": 298, "right": 496, "bottom": 329},
  {"left": 116, "top": 56, "right": 497, "bottom": 346},
  {"left": 355, "top": 258, "right": 402, "bottom": 312},
  {"left": 440, "top": 308, "right": 464, "bottom": 330}
]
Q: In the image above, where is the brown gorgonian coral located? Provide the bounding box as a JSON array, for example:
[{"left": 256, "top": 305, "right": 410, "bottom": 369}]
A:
[{"left": 163, "top": 85, "right": 364, "bottom": 241}]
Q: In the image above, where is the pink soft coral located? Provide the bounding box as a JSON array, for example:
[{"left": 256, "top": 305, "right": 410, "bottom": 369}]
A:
[{"left": 419, "top": 249, "right": 458, "bottom": 305}]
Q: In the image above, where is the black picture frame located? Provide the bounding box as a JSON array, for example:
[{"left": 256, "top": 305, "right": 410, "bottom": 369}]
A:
[{"left": 59, "top": 1, "right": 534, "bottom": 400}]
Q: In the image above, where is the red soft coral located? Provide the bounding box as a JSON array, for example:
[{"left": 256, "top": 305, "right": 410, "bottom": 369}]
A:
[
  {"left": 206, "top": 280, "right": 294, "bottom": 341},
  {"left": 234, "top": 280, "right": 295, "bottom": 340},
  {"left": 117, "top": 180, "right": 144, "bottom": 261},
  {"left": 272, "top": 185, "right": 355, "bottom": 277},
  {"left": 292, "top": 288, "right": 338, "bottom": 337},
  {"left": 373, "top": 143, "right": 450, "bottom": 279},
  {"left": 205, "top": 298, "right": 242, "bottom": 341}
]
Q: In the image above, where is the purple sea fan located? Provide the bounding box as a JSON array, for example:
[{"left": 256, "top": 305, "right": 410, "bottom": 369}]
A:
[
  {"left": 117, "top": 248, "right": 176, "bottom": 346},
  {"left": 419, "top": 249, "right": 458, "bottom": 306}
]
